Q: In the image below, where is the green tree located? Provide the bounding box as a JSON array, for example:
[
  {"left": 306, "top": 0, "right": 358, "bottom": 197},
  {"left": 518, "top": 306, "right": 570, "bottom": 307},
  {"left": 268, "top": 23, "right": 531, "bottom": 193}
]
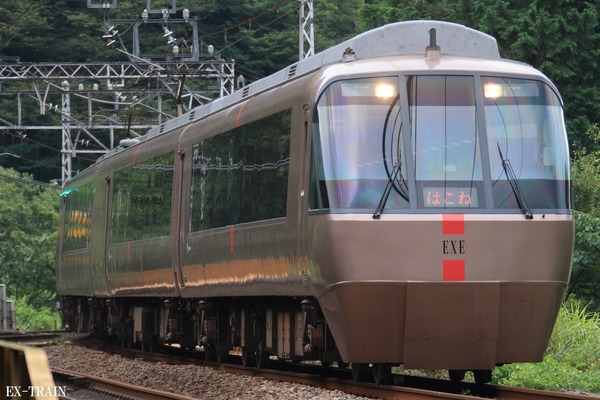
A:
[
  {"left": 570, "top": 212, "right": 600, "bottom": 309},
  {"left": 14, "top": 295, "right": 61, "bottom": 331},
  {"left": 0, "top": 166, "right": 59, "bottom": 310},
  {"left": 571, "top": 125, "right": 600, "bottom": 215},
  {"left": 569, "top": 125, "right": 600, "bottom": 309}
]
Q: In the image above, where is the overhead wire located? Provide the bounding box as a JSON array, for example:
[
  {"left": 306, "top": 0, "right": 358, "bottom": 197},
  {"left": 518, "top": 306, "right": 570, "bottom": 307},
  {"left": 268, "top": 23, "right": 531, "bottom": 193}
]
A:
[
  {"left": 206, "top": 2, "right": 298, "bottom": 84},
  {"left": 1, "top": 129, "right": 94, "bottom": 161},
  {"left": 218, "top": 6, "right": 296, "bottom": 55},
  {"left": 0, "top": 128, "right": 97, "bottom": 164},
  {"left": 0, "top": 151, "right": 61, "bottom": 171},
  {"left": 198, "top": 0, "right": 294, "bottom": 41},
  {"left": 0, "top": 170, "right": 60, "bottom": 188}
]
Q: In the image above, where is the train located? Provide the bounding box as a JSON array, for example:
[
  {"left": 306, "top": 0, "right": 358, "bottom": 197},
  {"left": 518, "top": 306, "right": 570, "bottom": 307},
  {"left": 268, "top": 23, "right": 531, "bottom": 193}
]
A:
[{"left": 56, "top": 20, "right": 574, "bottom": 384}]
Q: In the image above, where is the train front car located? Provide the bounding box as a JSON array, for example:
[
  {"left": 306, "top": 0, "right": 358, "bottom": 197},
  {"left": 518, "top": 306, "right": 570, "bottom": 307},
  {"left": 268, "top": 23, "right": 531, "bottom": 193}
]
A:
[{"left": 308, "top": 22, "right": 573, "bottom": 383}]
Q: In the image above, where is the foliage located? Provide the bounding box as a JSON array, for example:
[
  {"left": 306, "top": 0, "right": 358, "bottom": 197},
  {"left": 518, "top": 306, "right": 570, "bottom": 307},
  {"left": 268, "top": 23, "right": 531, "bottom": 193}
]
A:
[
  {"left": 569, "top": 212, "right": 600, "bottom": 308},
  {"left": 0, "top": 166, "right": 60, "bottom": 310},
  {"left": 571, "top": 124, "right": 600, "bottom": 215},
  {"left": 493, "top": 300, "right": 600, "bottom": 393},
  {"left": 568, "top": 124, "right": 600, "bottom": 309},
  {"left": 493, "top": 355, "right": 600, "bottom": 393},
  {"left": 14, "top": 296, "right": 61, "bottom": 331}
]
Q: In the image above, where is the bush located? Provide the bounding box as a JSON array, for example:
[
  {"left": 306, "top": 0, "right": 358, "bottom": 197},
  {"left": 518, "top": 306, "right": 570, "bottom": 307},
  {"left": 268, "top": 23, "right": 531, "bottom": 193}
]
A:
[
  {"left": 570, "top": 212, "right": 600, "bottom": 310},
  {"left": 14, "top": 297, "right": 61, "bottom": 331},
  {"left": 572, "top": 131, "right": 600, "bottom": 216},
  {"left": 493, "top": 356, "right": 600, "bottom": 393},
  {"left": 493, "top": 300, "right": 600, "bottom": 393}
]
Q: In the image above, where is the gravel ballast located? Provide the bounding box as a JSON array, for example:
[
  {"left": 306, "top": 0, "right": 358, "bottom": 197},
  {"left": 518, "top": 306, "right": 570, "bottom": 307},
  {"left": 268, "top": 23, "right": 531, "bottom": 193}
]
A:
[{"left": 44, "top": 340, "right": 369, "bottom": 400}]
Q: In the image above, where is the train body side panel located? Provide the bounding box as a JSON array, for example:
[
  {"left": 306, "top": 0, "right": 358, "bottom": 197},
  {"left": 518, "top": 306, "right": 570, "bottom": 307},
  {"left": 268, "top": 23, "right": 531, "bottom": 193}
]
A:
[
  {"left": 56, "top": 169, "right": 106, "bottom": 297},
  {"left": 175, "top": 75, "right": 316, "bottom": 298},
  {"left": 100, "top": 129, "right": 182, "bottom": 298}
]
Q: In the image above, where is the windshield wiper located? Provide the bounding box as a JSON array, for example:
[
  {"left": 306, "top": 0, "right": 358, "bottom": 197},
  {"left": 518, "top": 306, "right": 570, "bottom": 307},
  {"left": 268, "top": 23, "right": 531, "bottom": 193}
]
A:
[
  {"left": 497, "top": 143, "right": 533, "bottom": 219},
  {"left": 373, "top": 162, "right": 402, "bottom": 219}
]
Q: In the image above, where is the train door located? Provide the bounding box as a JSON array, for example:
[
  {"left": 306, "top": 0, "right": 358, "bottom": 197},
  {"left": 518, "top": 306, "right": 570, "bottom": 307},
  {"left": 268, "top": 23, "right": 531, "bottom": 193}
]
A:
[
  {"left": 96, "top": 174, "right": 112, "bottom": 296},
  {"left": 100, "top": 175, "right": 112, "bottom": 295},
  {"left": 172, "top": 146, "right": 187, "bottom": 295},
  {"left": 296, "top": 103, "right": 312, "bottom": 283}
]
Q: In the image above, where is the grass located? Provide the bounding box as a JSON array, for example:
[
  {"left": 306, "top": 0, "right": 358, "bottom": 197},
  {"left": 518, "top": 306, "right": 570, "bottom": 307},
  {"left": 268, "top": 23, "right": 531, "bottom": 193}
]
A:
[{"left": 492, "top": 299, "right": 600, "bottom": 394}]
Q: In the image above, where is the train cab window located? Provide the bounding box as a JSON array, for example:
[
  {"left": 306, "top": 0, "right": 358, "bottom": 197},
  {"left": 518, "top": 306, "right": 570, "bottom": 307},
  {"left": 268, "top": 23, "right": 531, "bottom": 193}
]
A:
[
  {"left": 189, "top": 110, "right": 291, "bottom": 231},
  {"left": 60, "top": 182, "right": 94, "bottom": 252},
  {"left": 483, "top": 77, "right": 570, "bottom": 210},
  {"left": 311, "top": 77, "right": 409, "bottom": 211},
  {"left": 111, "top": 153, "right": 174, "bottom": 242},
  {"left": 311, "top": 74, "right": 570, "bottom": 215},
  {"left": 407, "top": 75, "right": 483, "bottom": 209}
]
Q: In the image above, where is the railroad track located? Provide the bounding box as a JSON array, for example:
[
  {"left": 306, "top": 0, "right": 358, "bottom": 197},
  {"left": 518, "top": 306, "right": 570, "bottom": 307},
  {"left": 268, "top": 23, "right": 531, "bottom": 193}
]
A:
[
  {"left": 0, "top": 330, "right": 62, "bottom": 345},
  {"left": 69, "top": 339, "right": 598, "bottom": 400},
  {"left": 214, "top": 364, "right": 598, "bottom": 400},
  {"left": 52, "top": 367, "right": 198, "bottom": 400}
]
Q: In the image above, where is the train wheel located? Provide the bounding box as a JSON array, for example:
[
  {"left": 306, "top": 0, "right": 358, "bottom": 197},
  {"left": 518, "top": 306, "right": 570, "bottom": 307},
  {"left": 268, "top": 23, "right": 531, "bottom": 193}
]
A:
[
  {"left": 448, "top": 370, "right": 466, "bottom": 382},
  {"left": 473, "top": 370, "right": 492, "bottom": 385},
  {"left": 372, "top": 363, "right": 392, "bottom": 385},
  {"left": 351, "top": 363, "right": 367, "bottom": 382}
]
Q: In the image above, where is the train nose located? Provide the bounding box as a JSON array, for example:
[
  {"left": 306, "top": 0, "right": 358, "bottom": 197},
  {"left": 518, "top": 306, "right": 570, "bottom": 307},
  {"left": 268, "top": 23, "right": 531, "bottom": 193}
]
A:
[{"left": 318, "top": 279, "right": 566, "bottom": 369}]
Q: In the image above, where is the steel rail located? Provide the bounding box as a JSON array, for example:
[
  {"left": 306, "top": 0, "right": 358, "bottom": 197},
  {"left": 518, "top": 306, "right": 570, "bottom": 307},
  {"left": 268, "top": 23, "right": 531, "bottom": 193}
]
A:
[
  {"left": 492, "top": 385, "right": 598, "bottom": 400},
  {"left": 0, "top": 330, "right": 62, "bottom": 344},
  {"left": 52, "top": 367, "right": 199, "bottom": 400}
]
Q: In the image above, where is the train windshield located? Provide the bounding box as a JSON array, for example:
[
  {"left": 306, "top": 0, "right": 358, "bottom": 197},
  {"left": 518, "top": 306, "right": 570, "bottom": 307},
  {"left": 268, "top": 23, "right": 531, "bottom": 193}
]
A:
[{"left": 310, "top": 75, "right": 570, "bottom": 213}]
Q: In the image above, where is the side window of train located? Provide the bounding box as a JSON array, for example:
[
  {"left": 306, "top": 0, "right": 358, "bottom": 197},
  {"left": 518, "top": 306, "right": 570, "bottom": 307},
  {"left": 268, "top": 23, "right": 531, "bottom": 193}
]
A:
[
  {"left": 111, "top": 153, "right": 175, "bottom": 242},
  {"left": 60, "top": 182, "right": 94, "bottom": 252},
  {"left": 189, "top": 109, "right": 291, "bottom": 231}
]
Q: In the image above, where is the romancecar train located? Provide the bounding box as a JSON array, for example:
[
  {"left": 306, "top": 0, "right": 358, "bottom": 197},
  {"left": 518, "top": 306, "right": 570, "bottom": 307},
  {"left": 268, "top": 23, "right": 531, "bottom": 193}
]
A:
[{"left": 56, "top": 20, "right": 574, "bottom": 384}]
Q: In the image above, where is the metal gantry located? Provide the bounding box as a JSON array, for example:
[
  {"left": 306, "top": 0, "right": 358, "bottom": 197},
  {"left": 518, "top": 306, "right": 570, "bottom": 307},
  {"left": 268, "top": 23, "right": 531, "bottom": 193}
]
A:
[{"left": 0, "top": 57, "right": 235, "bottom": 185}]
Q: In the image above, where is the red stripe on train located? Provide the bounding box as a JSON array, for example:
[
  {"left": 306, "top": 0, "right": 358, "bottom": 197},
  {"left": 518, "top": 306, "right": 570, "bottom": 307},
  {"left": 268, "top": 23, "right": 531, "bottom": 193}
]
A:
[
  {"left": 443, "top": 259, "right": 465, "bottom": 281},
  {"left": 442, "top": 214, "right": 464, "bottom": 235}
]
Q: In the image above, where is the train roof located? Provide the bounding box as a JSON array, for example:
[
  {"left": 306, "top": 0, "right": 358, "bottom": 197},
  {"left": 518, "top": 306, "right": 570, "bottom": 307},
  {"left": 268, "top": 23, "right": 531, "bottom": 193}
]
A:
[{"left": 101, "top": 20, "right": 501, "bottom": 159}]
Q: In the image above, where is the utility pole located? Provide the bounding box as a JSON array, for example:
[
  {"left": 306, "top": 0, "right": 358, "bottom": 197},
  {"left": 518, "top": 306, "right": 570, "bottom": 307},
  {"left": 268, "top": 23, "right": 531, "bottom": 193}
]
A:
[
  {"left": 299, "top": 0, "right": 314, "bottom": 60},
  {"left": 60, "top": 81, "right": 72, "bottom": 186}
]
